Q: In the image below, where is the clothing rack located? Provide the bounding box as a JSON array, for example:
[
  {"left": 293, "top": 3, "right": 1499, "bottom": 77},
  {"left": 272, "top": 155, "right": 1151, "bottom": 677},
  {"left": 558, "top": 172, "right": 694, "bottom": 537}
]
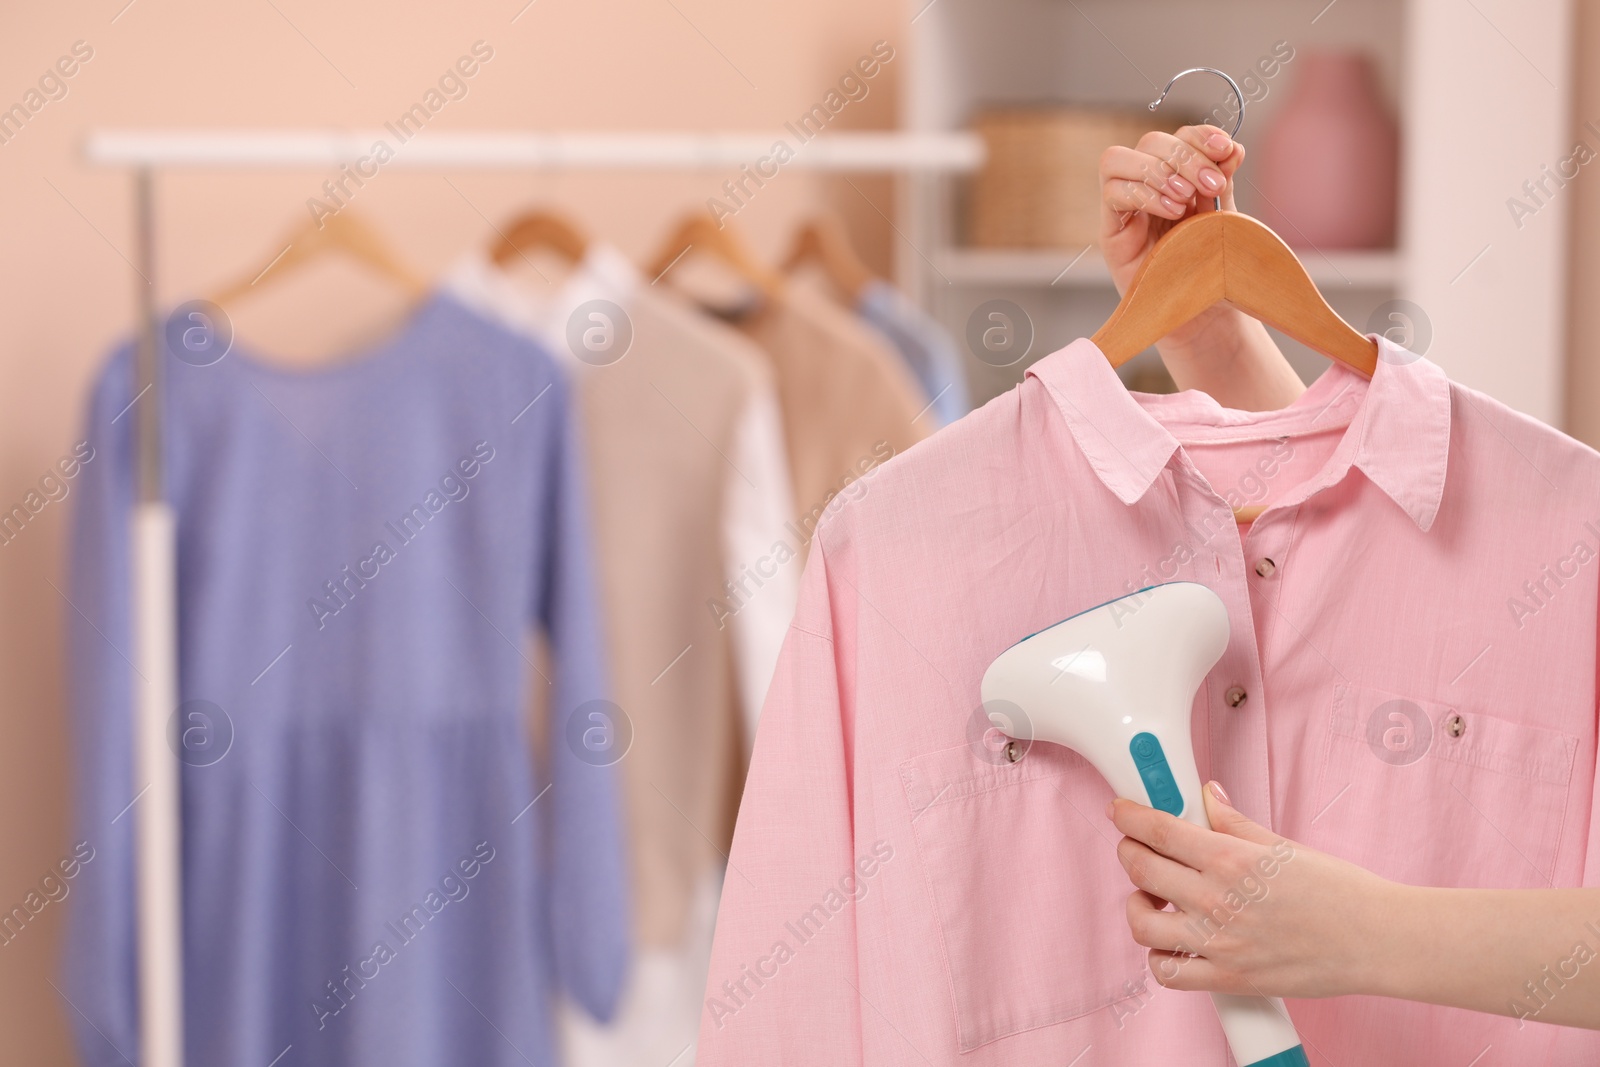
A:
[{"left": 84, "top": 127, "right": 983, "bottom": 1067}]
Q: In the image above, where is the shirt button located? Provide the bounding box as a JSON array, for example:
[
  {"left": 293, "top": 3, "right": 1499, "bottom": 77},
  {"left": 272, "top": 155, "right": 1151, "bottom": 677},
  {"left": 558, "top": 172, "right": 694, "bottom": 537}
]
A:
[
  {"left": 1225, "top": 686, "right": 1248, "bottom": 708},
  {"left": 1255, "top": 558, "right": 1277, "bottom": 577},
  {"left": 1445, "top": 713, "right": 1466, "bottom": 738}
]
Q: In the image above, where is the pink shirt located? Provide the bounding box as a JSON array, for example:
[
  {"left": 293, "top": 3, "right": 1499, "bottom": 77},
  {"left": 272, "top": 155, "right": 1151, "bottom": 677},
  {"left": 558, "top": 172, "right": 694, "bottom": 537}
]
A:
[{"left": 697, "top": 337, "right": 1600, "bottom": 1065}]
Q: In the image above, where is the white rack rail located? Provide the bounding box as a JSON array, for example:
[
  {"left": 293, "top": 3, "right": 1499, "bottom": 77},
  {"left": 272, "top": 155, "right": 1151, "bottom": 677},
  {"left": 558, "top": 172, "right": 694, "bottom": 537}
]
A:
[{"left": 85, "top": 128, "right": 985, "bottom": 171}]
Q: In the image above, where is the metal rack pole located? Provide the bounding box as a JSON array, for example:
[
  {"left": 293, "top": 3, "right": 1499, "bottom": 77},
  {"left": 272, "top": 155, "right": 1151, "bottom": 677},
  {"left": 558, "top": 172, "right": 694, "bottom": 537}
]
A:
[{"left": 130, "top": 165, "right": 185, "bottom": 1067}]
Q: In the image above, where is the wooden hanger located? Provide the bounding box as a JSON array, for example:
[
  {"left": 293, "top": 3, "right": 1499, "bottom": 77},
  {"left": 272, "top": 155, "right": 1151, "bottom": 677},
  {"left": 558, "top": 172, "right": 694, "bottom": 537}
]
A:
[
  {"left": 1093, "top": 210, "right": 1379, "bottom": 526},
  {"left": 645, "top": 212, "right": 784, "bottom": 299},
  {"left": 1093, "top": 211, "right": 1378, "bottom": 375},
  {"left": 781, "top": 213, "right": 875, "bottom": 302},
  {"left": 489, "top": 208, "right": 587, "bottom": 267},
  {"left": 209, "top": 209, "right": 427, "bottom": 308}
]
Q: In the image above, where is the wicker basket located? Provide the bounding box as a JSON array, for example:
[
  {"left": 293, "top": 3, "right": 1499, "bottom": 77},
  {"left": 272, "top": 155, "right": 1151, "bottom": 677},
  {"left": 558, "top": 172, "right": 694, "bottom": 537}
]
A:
[{"left": 966, "top": 107, "right": 1163, "bottom": 249}]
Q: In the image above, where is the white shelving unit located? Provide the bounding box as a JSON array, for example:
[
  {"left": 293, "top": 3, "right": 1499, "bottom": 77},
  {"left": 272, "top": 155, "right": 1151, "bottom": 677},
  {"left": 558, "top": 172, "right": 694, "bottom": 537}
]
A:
[
  {"left": 934, "top": 247, "right": 1404, "bottom": 290},
  {"left": 897, "top": 0, "right": 1575, "bottom": 423}
]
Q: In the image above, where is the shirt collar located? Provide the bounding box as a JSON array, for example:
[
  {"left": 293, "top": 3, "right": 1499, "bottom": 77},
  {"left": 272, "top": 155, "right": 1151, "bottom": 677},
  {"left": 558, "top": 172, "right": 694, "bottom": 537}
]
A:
[
  {"left": 578, "top": 241, "right": 642, "bottom": 299},
  {"left": 440, "top": 249, "right": 545, "bottom": 334},
  {"left": 441, "top": 243, "right": 644, "bottom": 364},
  {"left": 1027, "top": 335, "right": 1452, "bottom": 531}
]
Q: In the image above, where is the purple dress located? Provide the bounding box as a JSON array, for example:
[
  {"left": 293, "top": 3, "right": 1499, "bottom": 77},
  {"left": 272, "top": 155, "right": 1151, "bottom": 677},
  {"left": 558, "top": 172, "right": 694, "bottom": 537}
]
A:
[{"left": 63, "top": 292, "right": 629, "bottom": 1066}]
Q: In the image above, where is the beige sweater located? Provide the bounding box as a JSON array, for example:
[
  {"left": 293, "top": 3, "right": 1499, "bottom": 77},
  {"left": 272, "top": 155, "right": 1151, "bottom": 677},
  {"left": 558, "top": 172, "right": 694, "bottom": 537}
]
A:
[{"left": 730, "top": 284, "right": 933, "bottom": 544}]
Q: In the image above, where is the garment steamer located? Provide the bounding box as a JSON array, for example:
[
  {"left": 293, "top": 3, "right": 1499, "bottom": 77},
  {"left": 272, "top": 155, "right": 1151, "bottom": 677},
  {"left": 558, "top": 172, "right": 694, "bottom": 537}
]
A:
[{"left": 980, "top": 582, "right": 1307, "bottom": 1066}]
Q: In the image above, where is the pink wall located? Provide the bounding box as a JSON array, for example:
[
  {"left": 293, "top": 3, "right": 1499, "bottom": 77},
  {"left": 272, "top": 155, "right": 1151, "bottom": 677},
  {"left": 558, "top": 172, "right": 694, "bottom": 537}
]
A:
[{"left": 0, "top": 1, "right": 899, "bottom": 1060}]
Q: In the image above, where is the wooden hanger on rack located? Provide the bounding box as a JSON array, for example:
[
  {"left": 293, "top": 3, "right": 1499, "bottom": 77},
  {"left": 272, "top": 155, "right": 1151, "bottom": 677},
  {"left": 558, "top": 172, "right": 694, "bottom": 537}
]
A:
[
  {"left": 645, "top": 212, "right": 785, "bottom": 299},
  {"left": 209, "top": 209, "right": 428, "bottom": 308},
  {"left": 781, "top": 213, "right": 875, "bottom": 302},
  {"left": 489, "top": 208, "right": 587, "bottom": 267}
]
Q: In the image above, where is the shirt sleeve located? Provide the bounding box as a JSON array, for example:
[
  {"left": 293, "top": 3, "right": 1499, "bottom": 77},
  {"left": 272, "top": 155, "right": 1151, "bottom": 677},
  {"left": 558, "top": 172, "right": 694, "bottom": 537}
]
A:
[
  {"left": 535, "top": 371, "right": 632, "bottom": 1023},
  {"left": 60, "top": 346, "right": 141, "bottom": 1067},
  {"left": 696, "top": 531, "right": 863, "bottom": 1064},
  {"left": 721, "top": 382, "right": 801, "bottom": 745}
]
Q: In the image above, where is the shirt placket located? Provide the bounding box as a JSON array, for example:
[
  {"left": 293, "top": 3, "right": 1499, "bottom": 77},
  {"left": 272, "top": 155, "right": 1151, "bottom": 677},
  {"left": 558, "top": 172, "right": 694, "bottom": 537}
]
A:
[{"left": 1171, "top": 460, "right": 1277, "bottom": 832}]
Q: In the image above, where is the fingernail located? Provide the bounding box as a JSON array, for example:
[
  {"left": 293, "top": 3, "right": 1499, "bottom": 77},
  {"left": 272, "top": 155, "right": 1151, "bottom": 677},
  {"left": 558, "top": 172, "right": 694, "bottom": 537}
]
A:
[
  {"left": 1208, "top": 780, "right": 1230, "bottom": 805},
  {"left": 1165, "top": 173, "right": 1195, "bottom": 198},
  {"left": 1105, "top": 799, "right": 1116, "bottom": 819},
  {"left": 1198, "top": 168, "right": 1225, "bottom": 193},
  {"left": 1159, "top": 194, "right": 1184, "bottom": 215},
  {"left": 1206, "top": 132, "right": 1231, "bottom": 154}
]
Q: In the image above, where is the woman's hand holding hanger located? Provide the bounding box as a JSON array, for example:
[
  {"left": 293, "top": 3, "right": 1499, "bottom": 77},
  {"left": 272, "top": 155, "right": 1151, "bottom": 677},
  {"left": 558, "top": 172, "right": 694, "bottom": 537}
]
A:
[{"left": 1097, "top": 124, "right": 1305, "bottom": 411}]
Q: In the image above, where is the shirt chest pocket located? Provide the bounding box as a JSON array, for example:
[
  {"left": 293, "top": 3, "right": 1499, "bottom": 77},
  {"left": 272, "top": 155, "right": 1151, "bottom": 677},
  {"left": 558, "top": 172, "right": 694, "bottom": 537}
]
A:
[
  {"left": 900, "top": 742, "right": 1141, "bottom": 1052},
  {"left": 1305, "top": 683, "right": 1580, "bottom": 889}
]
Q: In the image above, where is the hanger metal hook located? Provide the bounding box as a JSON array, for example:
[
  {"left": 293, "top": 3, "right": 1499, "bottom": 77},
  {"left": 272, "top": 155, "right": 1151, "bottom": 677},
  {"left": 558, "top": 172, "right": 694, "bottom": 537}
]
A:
[
  {"left": 1148, "top": 67, "right": 1246, "bottom": 139},
  {"left": 1148, "top": 66, "right": 1245, "bottom": 210}
]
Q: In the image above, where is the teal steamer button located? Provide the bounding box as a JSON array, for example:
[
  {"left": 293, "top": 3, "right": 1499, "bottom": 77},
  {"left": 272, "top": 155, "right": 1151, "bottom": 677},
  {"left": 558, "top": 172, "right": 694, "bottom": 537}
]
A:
[{"left": 1129, "top": 732, "right": 1183, "bottom": 816}]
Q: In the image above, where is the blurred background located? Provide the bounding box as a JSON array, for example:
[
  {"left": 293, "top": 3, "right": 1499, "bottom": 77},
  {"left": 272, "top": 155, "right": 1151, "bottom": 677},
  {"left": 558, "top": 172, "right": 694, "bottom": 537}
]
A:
[{"left": 2, "top": 0, "right": 1597, "bottom": 1063}]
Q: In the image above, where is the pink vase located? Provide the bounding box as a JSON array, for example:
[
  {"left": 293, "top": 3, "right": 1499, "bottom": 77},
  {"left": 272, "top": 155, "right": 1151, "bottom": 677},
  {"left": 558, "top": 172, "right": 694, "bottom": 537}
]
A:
[{"left": 1254, "top": 51, "right": 1399, "bottom": 249}]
